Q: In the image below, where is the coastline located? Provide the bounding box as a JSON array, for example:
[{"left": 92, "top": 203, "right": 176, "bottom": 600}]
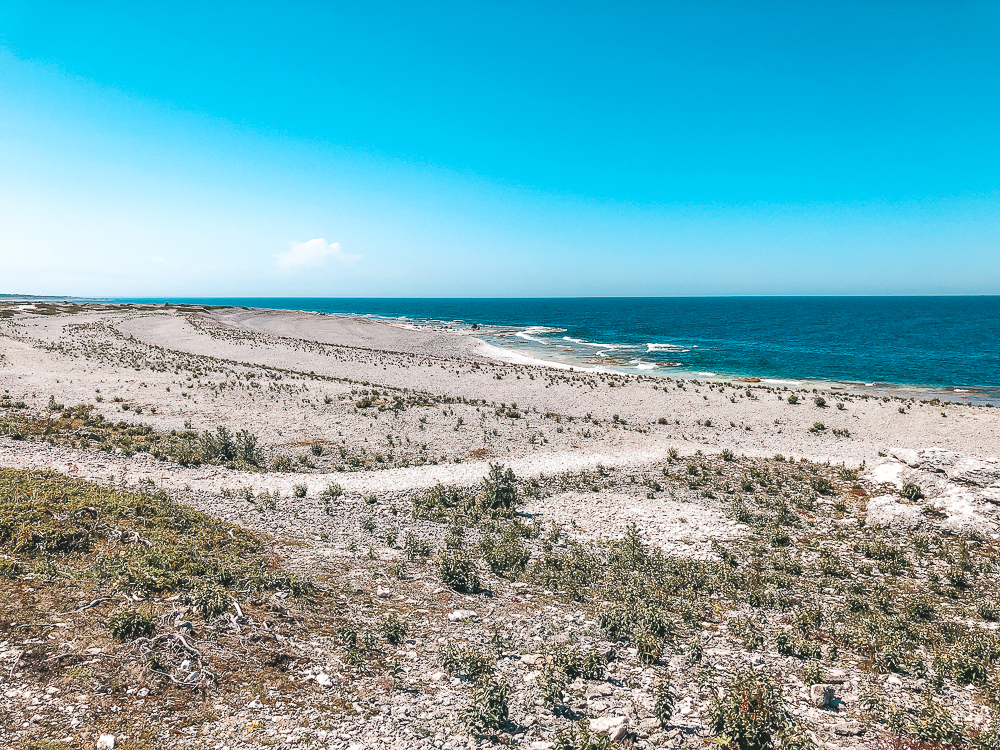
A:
[{"left": 105, "top": 297, "right": 1000, "bottom": 401}]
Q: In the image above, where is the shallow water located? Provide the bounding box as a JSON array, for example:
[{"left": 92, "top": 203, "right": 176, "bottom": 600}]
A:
[{"left": 115, "top": 297, "right": 1000, "bottom": 394}]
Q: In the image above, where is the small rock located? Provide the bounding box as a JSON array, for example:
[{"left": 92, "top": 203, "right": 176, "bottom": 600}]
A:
[
  {"left": 639, "top": 717, "right": 661, "bottom": 731},
  {"left": 810, "top": 684, "right": 836, "bottom": 708},
  {"left": 180, "top": 659, "right": 193, "bottom": 672},
  {"left": 521, "top": 654, "right": 545, "bottom": 666},
  {"left": 832, "top": 721, "right": 863, "bottom": 736},
  {"left": 430, "top": 671, "right": 448, "bottom": 682},
  {"left": 96, "top": 735, "right": 116, "bottom": 750},
  {"left": 447, "top": 609, "right": 477, "bottom": 622},
  {"left": 529, "top": 742, "right": 554, "bottom": 750},
  {"left": 376, "top": 587, "right": 392, "bottom": 599},
  {"left": 246, "top": 697, "right": 264, "bottom": 709},
  {"left": 585, "top": 684, "right": 613, "bottom": 699},
  {"left": 823, "top": 669, "right": 849, "bottom": 684},
  {"left": 590, "top": 716, "right": 628, "bottom": 742},
  {"left": 315, "top": 672, "right": 333, "bottom": 688}
]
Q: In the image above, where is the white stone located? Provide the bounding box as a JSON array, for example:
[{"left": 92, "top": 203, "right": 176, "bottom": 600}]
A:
[
  {"left": 316, "top": 671, "right": 333, "bottom": 688},
  {"left": 376, "top": 587, "right": 392, "bottom": 599},
  {"left": 447, "top": 609, "right": 477, "bottom": 622},
  {"left": 96, "top": 735, "right": 116, "bottom": 750},
  {"left": 590, "top": 715, "right": 628, "bottom": 741}
]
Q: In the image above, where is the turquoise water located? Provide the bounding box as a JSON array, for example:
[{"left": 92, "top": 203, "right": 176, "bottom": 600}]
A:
[{"left": 117, "top": 297, "right": 1000, "bottom": 395}]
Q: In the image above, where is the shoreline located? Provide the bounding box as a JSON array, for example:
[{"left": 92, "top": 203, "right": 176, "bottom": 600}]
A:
[{"left": 104, "top": 299, "right": 1000, "bottom": 402}]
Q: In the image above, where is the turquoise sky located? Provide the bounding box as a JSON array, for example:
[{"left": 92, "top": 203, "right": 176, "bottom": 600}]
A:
[{"left": 1, "top": 2, "right": 998, "bottom": 296}]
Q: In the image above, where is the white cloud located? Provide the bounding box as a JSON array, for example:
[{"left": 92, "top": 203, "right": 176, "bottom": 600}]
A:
[{"left": 275, "top": 238, "right": 360, "bottom": 271}]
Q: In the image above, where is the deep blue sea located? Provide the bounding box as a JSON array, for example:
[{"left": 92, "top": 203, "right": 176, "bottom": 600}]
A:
[{"left": 116, "top": 297, "right": 1000, "bottom": 396}]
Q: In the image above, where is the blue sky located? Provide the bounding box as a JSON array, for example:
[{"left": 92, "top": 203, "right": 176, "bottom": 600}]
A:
[{"left": 1, "top": 1, "right": 998, "bottom": 297}]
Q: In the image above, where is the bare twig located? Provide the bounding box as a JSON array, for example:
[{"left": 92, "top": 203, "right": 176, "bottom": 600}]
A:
[{"left": 57, "top": 597, "right": 115, "bottom": 616}]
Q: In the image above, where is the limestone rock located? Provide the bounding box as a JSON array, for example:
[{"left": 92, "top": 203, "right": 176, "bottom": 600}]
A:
[
  {"left": 96, "top": 736, "right": 116, "bottom": 750},
  {"left": 810, "top": 683, "right": 836, "bottom": 708},
  {"left": 865, "top": 495, "right": 926, "bottom": 532},
  {"left": 585, "top": 683, "right": 614, "bottom": 699},
  {"left": 832, "top": 721, "right": 863, "bottom": 736},
  {"left": 447, "top": 609, "right": 477, "bottom": 622},
  {"left": 590, "top": 715, "right": 628, "bottom": 742}
]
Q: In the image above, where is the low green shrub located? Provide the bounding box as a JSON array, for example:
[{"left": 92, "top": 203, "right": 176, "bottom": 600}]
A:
[
  {"left": 653, "top": 675, "right": 676, "bottom": 725},
  {"left": 438, "top": 641, "right": 494, "bottom": 680},
  {"left": 437, "top": 550, "right": 481, "bottom": 593},
  {"left": 461, "top": 676, "right": 509, "bottom": 733},
  {"left": 478, "top": 524, "right": 529, "bottom": 578},
  {"left": 380, "top": 613, "right": 408, "bottom": 645},
  {"left": 107, "top": 606, "right": 155, "bottom": 640},
  {"left": 707, "top": 668, "right": 784, "bottom": 750}
]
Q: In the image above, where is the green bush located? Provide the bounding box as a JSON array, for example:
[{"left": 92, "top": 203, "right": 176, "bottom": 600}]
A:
[
  {"left": 480, "top": 463, "right": 519, "bottom": 515},
  {"left": 552, "top": 720, "right": 615, "bottom": 750},
  {"left": 439, "top": 641, "right": 494, "bottom": 680},
  {"left": 413, "top": 483, "right": 469, "bottom": 521},
  {"left": 479, "top": 525, "right": 529, "bottom": 578},
  {"left": 292, "top": 483, "right": 307, "bottom": 498},
  {"left": 530, "top": 541, "right": 599, "bottom": 600},
  {"left": 548, "top": 644, "right": 606, "bottom": 681},
  {"left": 107, "top": 606, "right": 155, "bottom": 640},
  {"left": 707, "top": 668, "right": 784, "bottom": 750},
  {"left": 537, "top": 662, "right": 568, "bottom": 709},
  {"left": 380, "top": 612, "right": 408, "bottom": 645},
  {"left": 403, "top": 533, "right": 433, "bottom": 560},
  {"left": 977, "top": 600, "right": 999, "bottom": 622},
  {"left": 653, "top": 675, "right": 676, "bottom": 725},
  {"left": 437, "top": 549, "right": 480, "bottom": 593},
  {"left": 947, "top": 631, "right": 1000, "bottom": 685},
  {"left": 0, "top": 557, "right": 23, "bottom": 579},
  {"left": 461, "top": 676, "right": 509, "bottom": 733},
  {"left": 786, "top": 395, "right": 799, "bottom": 404},
  {"left": 188, "top": 584, "right": 231, "bottom": 618},
  {"left": 900, "top": 483, "right": 925, "bottom": 502}
]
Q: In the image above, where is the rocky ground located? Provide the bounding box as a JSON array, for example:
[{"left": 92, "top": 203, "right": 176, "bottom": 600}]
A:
[{"left": 1, "top": 302, "right": 998, "bottom": 750}]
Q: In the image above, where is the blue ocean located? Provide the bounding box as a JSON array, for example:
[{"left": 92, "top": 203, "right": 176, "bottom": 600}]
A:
[{"left": 118, "top": 297, "right": 1000, "bottom": 396}]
